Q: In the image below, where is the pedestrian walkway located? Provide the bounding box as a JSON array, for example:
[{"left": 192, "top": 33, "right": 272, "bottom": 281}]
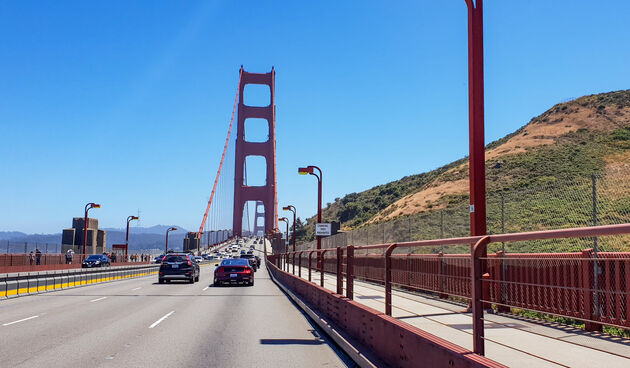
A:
[{"left": 290, "top": 265, "right": 630, "bottom": 368}]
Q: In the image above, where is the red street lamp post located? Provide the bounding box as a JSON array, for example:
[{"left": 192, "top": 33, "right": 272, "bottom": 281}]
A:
[
  {"left": 298, "top": 165, "right": 323, "bottom": 266},
  {"left": 279, "top": 217, "right": 289, "bottom": 253},
  {"left": 126, "top": 215, "right": 139, "bottom": 261},
  {"left": 165, "top": 227, "right": 177, "bottom": 254},
  {"left": 282, "top": 205, "right": 297, "bottom": 252},
  {"left": 83, "top": 202, "right": 101, "bottom": 259}
]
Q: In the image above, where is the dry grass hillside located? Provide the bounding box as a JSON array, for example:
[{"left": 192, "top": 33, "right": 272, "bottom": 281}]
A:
[{"left": 298, "top": 90, "right": 630, "bottom": 241}]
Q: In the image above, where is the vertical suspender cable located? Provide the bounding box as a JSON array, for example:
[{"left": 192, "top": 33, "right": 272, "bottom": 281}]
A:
[{"left": 198, "top": 68, "right": 242, "bottom": 237}]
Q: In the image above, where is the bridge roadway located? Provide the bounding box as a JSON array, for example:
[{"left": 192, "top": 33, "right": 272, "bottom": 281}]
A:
[
  {"left": 0, "top": 240, "right": 352, "bottom": 368},
  {"left": 292, "top": 265, "right": 630, "bottom": 368}
]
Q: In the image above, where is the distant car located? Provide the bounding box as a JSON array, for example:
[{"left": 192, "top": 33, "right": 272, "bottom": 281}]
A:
[
  {"left": 246, "top": 250, "right": 254, "bottom": 255},
  {"left": 82, "top": 254, "right": 110, "bottom": 268},
  {"left": 239, "top": 254, "right": 258, "bottom": 271},
  {"left": 154, "top": 255, "right": 165, "bottom": 264},
  {"left": 158, "top": 253, "right": 200, "bottom": 284},
  {"left": 240, "top": 250, "right": 246, "bottom": 255},
  {"left": 194, "top": 256, "right": 203, "bottom": 263},
  {"left": 214, "top": 259, "right": 254, "bottom": 286}
]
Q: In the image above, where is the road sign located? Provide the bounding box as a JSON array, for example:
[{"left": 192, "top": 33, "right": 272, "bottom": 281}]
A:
[{"left": 315, "top": 223, "right": 332, "bottom": 236}]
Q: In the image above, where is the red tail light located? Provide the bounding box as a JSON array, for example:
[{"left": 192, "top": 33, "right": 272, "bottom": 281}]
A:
[
  {"left": 162, "top": 256, "right": 167, "bottom": 262},
  {"left": 217, "top": 267, "right": 225, "bottom": 273},
  {"left": 243, "top": 268, "right": 252, "bottom": 274},
  {"left": 187, "top": 261, "right": 192, "bottom": 266}
]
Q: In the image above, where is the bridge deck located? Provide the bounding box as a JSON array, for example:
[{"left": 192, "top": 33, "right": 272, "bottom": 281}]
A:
[{"left": 295, "top": 266, "right": 630, "bottom": 368}]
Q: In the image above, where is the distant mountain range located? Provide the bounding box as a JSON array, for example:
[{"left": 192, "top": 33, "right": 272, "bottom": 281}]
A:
[{"left": 0, "top": 225, "right": 192, "bottom": 253}]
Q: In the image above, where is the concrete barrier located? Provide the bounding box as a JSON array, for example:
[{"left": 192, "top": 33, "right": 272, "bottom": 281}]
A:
[
  {"left": 0, "top": 274, "right": 7, "bottom": 298},
  {"left": 6, "top": 274, "right": 18, "bottom": 298},
  {"left": 0, "top": 265, "right": 159, "bottom": 301}
]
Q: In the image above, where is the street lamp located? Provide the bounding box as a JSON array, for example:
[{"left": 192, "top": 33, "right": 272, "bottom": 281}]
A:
[
  {"left": 165, "top": 227, "right": 177, "bottom": 254},
  {"left": 126, "top": 215, "right": 139, "bottom": 260},
  {"left": 278, "top": 217, "right": 289, "bottom": 253},
  {"left": 298, "top": 165, "right": 323, "bottom": 266},
  {"left": 83, "top": 202, "right": 101, "bottom": 259},
  {"left": 283, "top": 205, "right": 297, "bottom": 252}
]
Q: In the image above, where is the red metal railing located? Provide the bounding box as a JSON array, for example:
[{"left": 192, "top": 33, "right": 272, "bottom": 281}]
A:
[{"left": 268, "top": 223, "right": 630, "bottom": 357}]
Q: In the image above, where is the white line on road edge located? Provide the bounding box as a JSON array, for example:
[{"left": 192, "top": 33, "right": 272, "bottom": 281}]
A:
[
  {"left": 132, "top": 287, "right": 142, "bottom": 291},
  {"left": 149, "top": 311, "right": 174, "bottom": 329},
  {"left": 90, "top": 297, "right": 108, "bottom": 302},
  {"left": 3, "top": 315, "right": 39, "bottom": 326},
  {"left": 202, "top": 286, "right": 209, "bottom": 291}
]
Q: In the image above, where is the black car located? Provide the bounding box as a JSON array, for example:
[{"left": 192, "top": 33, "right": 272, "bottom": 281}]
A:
[
  {"left": 158, "top": 253, "right": 200, "bottom": 284},
  {"left": 154, "top": 254, "right": 165, "bottom": 264},
  {"left": 239, "top": 254, "right": 258, "bottom": 271},
  {"left": 82, "top": 254, "right": 111, "bottom": 268}
]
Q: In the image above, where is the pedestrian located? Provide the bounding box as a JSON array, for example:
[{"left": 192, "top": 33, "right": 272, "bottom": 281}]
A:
[
  {"left": 35, "top": 248, "right": 42, "bottom": 265},
  {"left": 65, "top": 250, "right": 73, "bottom": 264},
  {"left": 29, "top": 251, "right": 34, "bottom": 265}
]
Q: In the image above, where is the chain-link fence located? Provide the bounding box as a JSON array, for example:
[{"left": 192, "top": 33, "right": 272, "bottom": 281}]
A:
[
  {"left": 1, "top": 241, "right": 62, "bottom": 254},
  {"left": 298, "top": 171, "right": 630, "bottom": 254}
]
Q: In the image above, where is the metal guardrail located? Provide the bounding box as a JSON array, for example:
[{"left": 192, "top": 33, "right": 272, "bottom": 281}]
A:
[{"left": 0, "top": 264, "right": 159, "bottom": 299}]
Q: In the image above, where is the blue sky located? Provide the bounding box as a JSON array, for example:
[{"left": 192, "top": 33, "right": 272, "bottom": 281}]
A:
[{"left": 1, "top": 1, "right": 629, "bottom": 234}]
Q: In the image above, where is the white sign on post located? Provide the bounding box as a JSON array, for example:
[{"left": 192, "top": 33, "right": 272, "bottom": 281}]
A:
[{"left": 315, "top": 223, "right": 332, "bottom": 236}]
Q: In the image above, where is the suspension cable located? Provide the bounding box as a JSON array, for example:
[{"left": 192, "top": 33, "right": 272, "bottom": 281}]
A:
[{"left": 198, "top": 67, "right": 242, "bottom": 236}]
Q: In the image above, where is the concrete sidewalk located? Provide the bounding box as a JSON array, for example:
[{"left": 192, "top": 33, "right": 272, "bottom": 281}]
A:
[{"left": 287, "top": 264, "right": 630, "bottom": 368}]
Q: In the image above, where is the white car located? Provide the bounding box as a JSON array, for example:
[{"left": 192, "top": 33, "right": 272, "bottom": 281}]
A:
[{"left": 194, "top": 256, "right": 203, "bottom": 263}]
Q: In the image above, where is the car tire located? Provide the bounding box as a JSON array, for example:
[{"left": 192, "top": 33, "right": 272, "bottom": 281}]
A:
[
  {"left": 159, "top": 278, "right": 164, "bottom": 284},
  {"left": 189, "top": 277, "right": 194, "bottom": 284},
  {"left": 195, "top": 275, "right": 200, "bottom": 282},
  {"left": 249, "top": 280, "right": 254, "bottom": 287}
]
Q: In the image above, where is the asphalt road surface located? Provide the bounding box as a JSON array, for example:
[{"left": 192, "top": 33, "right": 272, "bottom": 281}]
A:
[{"left": 0, "top": 240, "right": 352, "bottom": 368}]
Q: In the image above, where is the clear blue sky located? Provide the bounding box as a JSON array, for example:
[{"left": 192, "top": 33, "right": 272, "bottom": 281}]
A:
[{"left": 1, "top": 1, "right": 629, "bottom": 234}]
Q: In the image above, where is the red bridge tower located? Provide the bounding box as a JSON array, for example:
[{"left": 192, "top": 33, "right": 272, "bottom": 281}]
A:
[{"left": 232, "top": 67, "right": 277, "bottom": 237}]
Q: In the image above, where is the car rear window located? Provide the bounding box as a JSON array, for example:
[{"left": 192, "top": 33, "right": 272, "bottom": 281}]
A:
[
  {"left": 164, "top": 255, "right": 187, "bottom": 263},
  {"left": 220, "top": 259, "right": 248, "bottom": 266}
]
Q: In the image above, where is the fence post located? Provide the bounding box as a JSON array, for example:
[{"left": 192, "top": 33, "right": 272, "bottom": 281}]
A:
[
  {"left": 336, "top": 247, "right": 343, "bottom": 294},
  {"left": 385, "top": 243, "right": 397, "bottom": 316},
  {"left": 308, "top": 250, "right": 314, "bottom": 282},
  {"left": 472, "top": 236, "right": 490, "bottom": 356},
  {"left": 347, "top": 245, "right": 354, "bottom": 300},
  {"left": 298, "top": 251, "right": 302, "bottom": 278},
  {"left": 320, "top": 250, "right": 327, "bottom": 287},
  {"left": 292, "top": 252, "right": 296, "bottom": 275},
  {"left": 582, "top": 248, "right": 603, "bottom": 331},
  {"left": 438, "top": 251, "right": 447, "bottom": 299},
  {"left": 592, "top": 174, "right": 600, "bottom": 318}
]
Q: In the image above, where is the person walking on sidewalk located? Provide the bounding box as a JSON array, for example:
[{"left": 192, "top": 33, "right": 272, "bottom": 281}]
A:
[
  {"left": 29, "top": 251, "right": 34, "bottom": 265},
  {"left": 35, "top": 248, "right": 42, "bottom": 265}
]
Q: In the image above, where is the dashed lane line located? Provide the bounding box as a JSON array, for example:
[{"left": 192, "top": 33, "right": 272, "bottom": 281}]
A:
[
  {"left": 149, "top": 311, "right": 174, "bottom": 329},
  {"left": 3, "top": 315, "right": 39, "bottom": 326}
]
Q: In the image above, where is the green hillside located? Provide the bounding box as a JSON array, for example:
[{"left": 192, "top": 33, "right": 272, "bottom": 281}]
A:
[{"left": 297, "top": 90, "right": 630, "bottom": 250}]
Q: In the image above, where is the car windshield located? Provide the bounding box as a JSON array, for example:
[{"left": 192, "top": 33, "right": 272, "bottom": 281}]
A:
[
  {"left": 164, "top": 255, "right": 187, "bottom": 263},
  {"left": 86, "top": 255, "right": 101, "bottom": 261},
  {"left": 220, "top": 259, "right": 249, "bottom": 266}
]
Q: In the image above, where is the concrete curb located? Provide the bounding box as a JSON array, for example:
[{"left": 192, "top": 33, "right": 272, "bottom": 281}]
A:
[{"left": 267, "top": 263, "right": 382, "bottom": 368}]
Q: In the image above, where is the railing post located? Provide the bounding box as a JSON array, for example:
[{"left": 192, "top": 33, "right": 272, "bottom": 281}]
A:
[
  {"left": 336, "top": 247, "right": 343, "bottom": 295},
  {"left": 298, "top": 251, "right": 302, "bottom": 277},
  {"left": 292, "top": 252, "right": 296, "bottom": 275},
  {"left": 385, "top": 243, "right": 397, "bottom": 316},
  {"left": 472, "top": 236, "right": 491, "bottom": 356},
  {"left": 320, "top": 250, "right": 327, "bottom": 287},
  {"left": 347, "top": 245, "right": 354, "bottom": 300},
  {"left": 308, "top": 250, "right": 314, "bottom": 282}
]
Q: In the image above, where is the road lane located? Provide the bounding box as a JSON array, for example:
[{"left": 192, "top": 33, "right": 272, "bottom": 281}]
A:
[{"left": 0, "top": 240, "right": 351, "bottom": 368}]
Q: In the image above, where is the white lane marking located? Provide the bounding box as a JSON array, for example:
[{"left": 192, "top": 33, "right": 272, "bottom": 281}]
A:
[
  {"left": 90, "top": 296, "right": 108, "bottom": 303},
  {"left": 3, "top": 315, "right": 39, "bottom": 326},
  {"left": 131, "top": 287, "right": 142, "bottom": 291},
  {"left": 149, "top": 311, "right": 175, "bottom": 329},
  {"left": 202, "top": 286, "right": 209, "bottom": 291}
]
